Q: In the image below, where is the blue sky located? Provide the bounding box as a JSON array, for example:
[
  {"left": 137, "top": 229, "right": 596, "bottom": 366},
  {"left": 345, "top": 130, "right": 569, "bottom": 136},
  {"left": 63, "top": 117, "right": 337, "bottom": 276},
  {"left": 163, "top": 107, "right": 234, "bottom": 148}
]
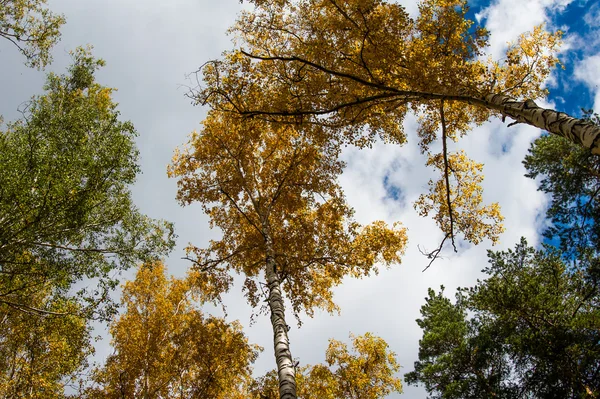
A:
[{"left": 1, "top": 0, "right": 599, "bottom": 398}]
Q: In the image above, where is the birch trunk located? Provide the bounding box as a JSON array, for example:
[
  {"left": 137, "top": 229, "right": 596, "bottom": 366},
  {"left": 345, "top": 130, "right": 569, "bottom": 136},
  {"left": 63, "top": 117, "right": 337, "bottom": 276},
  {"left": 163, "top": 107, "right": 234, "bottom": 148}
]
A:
[
  {"left": 480, "top": 93, "right": 600, "bottom": 155},
  {"left": 263, "top": 222, "right": 297, "bottom": 399}
]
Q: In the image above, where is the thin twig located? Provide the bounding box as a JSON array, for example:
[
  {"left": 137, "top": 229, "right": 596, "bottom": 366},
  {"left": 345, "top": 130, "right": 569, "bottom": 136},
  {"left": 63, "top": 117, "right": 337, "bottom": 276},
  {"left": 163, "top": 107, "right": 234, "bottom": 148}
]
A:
[{"left": 419, "top": 234, "right": 449, "bottom": 272}]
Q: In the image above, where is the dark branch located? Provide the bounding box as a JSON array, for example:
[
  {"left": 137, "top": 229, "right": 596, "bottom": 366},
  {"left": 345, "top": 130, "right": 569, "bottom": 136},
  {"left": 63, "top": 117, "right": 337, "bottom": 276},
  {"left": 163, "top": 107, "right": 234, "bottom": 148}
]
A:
[
  {"left": 419, "top": 234, "right": 449, "bottom": 272},
  {"left": 440, "top": 100, "right": 457, "bottom": 253}
]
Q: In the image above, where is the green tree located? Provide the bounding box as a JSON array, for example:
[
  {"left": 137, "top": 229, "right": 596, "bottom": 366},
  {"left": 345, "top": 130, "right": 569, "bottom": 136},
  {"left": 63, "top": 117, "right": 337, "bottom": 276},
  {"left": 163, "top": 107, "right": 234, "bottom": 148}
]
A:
[
  {"left": 0, "top": 0, "right": 65, "bottom": 68},
  {"left": 0, "top": 47, "right": 174, "bottom": 397},
  {"left": 523, "top": 109, "right": 600, "bottom": 268},
  {"left": 84, "top": 262, "right": 260, "bottom": 399},
  {"left": 405, "top": 239, "right": 600, "bottom": 398},
  {"left": 0, "top": 47, "right": 174, "bottom": 321}
]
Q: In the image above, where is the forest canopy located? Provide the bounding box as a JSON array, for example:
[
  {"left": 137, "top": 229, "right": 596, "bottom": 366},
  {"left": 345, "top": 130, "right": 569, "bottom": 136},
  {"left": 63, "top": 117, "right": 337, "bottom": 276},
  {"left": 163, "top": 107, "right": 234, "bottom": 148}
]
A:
[{"left": 1, "top": 0, "right": 599, "bottom": 398}]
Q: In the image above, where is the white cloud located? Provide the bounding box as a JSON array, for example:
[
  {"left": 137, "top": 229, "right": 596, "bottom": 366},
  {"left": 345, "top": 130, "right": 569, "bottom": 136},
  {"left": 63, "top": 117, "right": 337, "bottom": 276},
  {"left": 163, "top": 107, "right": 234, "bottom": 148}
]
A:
[
  {"left": 584, "top": 1, "right": 600, "bottom": 26},
  {"left": 574, "top": 54, "right": 600, "bottom": 110},
  {"left": 476, "top": 0, "right": 572, "bottom": 60}
]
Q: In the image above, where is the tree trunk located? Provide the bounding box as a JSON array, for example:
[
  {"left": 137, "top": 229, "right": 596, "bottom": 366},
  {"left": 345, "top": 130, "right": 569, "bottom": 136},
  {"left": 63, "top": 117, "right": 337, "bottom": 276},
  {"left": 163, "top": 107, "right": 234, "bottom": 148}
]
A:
[
  {"left": 479, "top": 93, "right": 600, "bottom": 155},
  {"left": 263, "top": 222, "right": 297, "bottom": 399}
]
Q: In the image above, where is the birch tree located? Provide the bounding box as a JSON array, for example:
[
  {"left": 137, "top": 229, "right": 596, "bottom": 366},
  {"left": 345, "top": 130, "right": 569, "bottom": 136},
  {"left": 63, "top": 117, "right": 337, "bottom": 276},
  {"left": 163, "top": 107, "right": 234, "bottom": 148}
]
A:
[
  {"left": 249, "top": 333, "right": 403, "bottom": 399},
  {"left": 192, "top": 0, "right": 597, "bottom": 256},
  {"left": 84, "top": 261, "right": 260, "bottom": 399},
  {"left": 169, "top": 111, "right": 407, "bottom": 399},
  {"left": 0, "top": 47, "right": 174, "bottom": 397},
  {"left": 0, "top": 284, "right": 92, "bottom": 397}
]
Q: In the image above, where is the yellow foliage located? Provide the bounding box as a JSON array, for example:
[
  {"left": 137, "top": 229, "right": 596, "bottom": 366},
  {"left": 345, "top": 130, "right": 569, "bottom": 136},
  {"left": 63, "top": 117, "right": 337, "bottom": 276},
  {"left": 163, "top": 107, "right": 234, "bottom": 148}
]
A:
[
  {"left": 415, "top": 150, "right": 504, "bottom": 244},
  {"left": 193, "top": 0, "right": 564, "bottom": 251},
  {"left": 248, "top": 332, "right": 402, "bottom": 399},
  {"left": 85, "top": 262, "right": 260, "bottom": 398},
  {"left": 169, "top": 110, "right": 407, "bottom": 319},
  {"left": 0, "top": 276, "right": 91, "bottom": 398}
]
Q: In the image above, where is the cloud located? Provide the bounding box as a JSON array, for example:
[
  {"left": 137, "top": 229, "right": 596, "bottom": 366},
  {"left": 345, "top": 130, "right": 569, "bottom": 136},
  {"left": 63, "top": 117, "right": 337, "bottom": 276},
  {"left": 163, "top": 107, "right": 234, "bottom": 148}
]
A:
[
  {"left": 476, "top": 0, "right": 572, "bottom": 60},
  {"left": 574, "top": 54, "right": 600, "bottom": 110},
  {"left": 584, "top": 1, "right": 600, "bottom": 26}
]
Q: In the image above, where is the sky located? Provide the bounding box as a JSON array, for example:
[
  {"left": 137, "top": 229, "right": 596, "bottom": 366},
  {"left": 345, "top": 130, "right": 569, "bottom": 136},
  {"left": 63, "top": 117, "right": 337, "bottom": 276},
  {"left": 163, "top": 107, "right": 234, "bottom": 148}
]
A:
[{"left": 1, "top": 0, "right": 599, "bottom": 397}]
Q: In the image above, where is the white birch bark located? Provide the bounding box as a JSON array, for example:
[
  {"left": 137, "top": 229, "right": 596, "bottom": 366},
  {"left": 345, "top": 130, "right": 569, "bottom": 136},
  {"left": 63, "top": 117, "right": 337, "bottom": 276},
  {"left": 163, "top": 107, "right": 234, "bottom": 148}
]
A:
[
  {"left": 263, "top": 222, "right": 297, "bottom": 399},
  {"left": 480, "top": 93, "right": 600, "bottom": 155}
]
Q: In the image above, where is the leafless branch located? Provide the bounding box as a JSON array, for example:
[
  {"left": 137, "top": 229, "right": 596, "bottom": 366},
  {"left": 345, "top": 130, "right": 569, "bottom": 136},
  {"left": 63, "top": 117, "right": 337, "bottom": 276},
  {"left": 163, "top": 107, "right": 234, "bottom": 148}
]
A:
[
  {"left": 419, "top": 234, "right": 449, "bottom": 272},
  {"left": 440, "top": 100, "right": 457, "bottom": 253}
]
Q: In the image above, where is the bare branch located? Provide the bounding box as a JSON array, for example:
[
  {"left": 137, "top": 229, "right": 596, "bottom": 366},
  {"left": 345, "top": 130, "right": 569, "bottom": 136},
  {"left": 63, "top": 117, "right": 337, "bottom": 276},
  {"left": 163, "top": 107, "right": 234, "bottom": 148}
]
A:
[
  {"left": 440, "top": 100, "right": 457, "bottom": 253},
  {"left": 419, "top": 234, "right": 449, "bottom": 272}
]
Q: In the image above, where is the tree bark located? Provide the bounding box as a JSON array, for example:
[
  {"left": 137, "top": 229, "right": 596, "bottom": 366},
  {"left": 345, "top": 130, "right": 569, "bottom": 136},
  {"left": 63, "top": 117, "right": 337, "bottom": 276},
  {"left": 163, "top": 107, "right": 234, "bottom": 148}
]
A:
[
  {"left": 478, "top": 93, "right": 600, "bottom": 155},
  {"left": 263, "top": 221, "right": 297, "bottom": 399}
]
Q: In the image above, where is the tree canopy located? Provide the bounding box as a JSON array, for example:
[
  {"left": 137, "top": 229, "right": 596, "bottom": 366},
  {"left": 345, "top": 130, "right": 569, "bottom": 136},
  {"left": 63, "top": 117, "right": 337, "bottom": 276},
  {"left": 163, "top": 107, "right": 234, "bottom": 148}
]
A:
[
  {"left": 170, "top": 111, "right": 406, "bottom": 317},
  {"left": 83, "top": 261, "right": 260, "bottom": 399},
  {"left": 250, "top": 333, "right": 402, "bottom": 399},
  {"left": 169, "top": 109, "right": 406, "bottom": 398},
  {"left": 0, "top": 48, "right": 174, "bottom": 321},
  {"left": 4, "top": 1, "right": 600, "bottom": 398},
  {"left": 405, "top": 239, "right": 600, "bottom": 398},
  {"left": 0, "top": 47, "right": 175, "bottom": 397},
  {"left": 0, "top": 286, "right": 92, "bottom": 398},
  {"left": 0, "top": 0, "right": 65, "bottom": 68},
  {"left": 187, "top": 0, "right": 600, "bottom": 257}
]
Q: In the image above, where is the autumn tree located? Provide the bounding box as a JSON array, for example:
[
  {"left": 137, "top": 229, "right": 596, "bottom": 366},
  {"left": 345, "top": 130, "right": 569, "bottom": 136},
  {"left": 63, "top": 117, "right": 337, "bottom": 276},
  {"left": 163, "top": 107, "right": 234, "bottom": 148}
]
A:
[
  {"left": 0, "top": 0, "right": 65, "bottom": 68},
  {"left": 405, "top": 239, "right": 600, "bottom": 398},
  {"left": 190, "top": 0, "right": 600, "bottom": 257},
  {"left": 169, "top": 110, "right": 407, "bottom": 398},
  {"left": 83, "top": 261, "right": 260, "bottom": 399},
  {"left": 0, "top": 286, "right": 93, "bottom": 398},
  {"left": 249, "top": 333, "right": 402, "bottom": 399},
  {"left": 0, "top": 47, "right": 174, "bottom": 320}
]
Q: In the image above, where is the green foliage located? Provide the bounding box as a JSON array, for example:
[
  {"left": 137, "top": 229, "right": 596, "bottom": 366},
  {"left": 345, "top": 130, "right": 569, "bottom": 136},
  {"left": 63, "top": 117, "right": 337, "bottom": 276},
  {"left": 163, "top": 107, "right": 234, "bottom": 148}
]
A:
[
  {"left": 0, "top": 0, "right": 65, "bottom": 68},
  {"left": 0, "top": 48, "right": 175, "bottom": 322},
  {"left": 0, "top": 47, "right": 174, "bottom": 397},
  {"left": 406, "top": 239, "right": 600, "bottom": 398}
]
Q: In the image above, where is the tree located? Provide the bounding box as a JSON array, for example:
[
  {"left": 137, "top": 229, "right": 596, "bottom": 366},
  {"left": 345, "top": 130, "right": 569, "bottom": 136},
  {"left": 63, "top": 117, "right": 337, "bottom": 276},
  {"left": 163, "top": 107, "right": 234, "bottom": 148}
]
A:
[
  {"left": 0, "top": 47, "right": 174, "bottom": 321},
  {"left": 189, "top": 0, "right": 600, "bottom": 255},
  {"left": 83, "top": 261, "right": 260, "bottom": 399},
  {"left": 0, "top": 286, "right": 93, "bottom": 398},
  {"left": 404, "top": 287, "right": 514, "bottom": 398},
  {"left": 0, "top": 0, "right": 65, "bottom": 68},
  {"left": 405, "top": 239, "right": 600, "bottom": 398},
  {"left": 523, "top": 109, "right": 600, "bottom": 268},
  {"left": 249, "top": 333, "right": 402, "bottom": 399},
  {"left": 169, "top": 110, "right": 407, "bottom": 398},
  {"left": 0, "top": 47, "right": 174, "bottom": 397},
  {"left": 221, "top": 0, "right": 599, "bottom": 152}
]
